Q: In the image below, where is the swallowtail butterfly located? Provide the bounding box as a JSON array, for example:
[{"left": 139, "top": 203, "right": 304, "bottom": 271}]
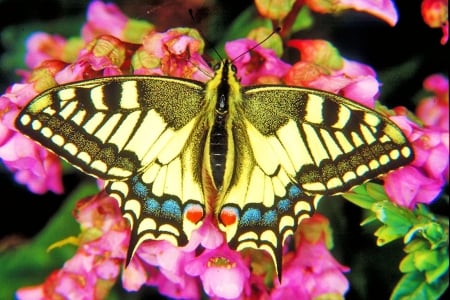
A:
[{"left": 16, "top": 59, "right": 414, "bottom": 276}]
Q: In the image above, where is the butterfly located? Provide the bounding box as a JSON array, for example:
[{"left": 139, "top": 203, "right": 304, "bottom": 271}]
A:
[{"left": 15, "top": 59, "right": 414, "bottom": 277}]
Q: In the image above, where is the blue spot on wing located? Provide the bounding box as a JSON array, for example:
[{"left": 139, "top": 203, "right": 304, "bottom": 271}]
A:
[
  {"left": 277, "top": 199, "right": 291, "bottom": 212},
  {"left": 288, "top": 185, "right": 301, "bottom": 198},
  {"left": 145, "top": 198, "right": 160, "bottom": 212},
  {"left": 162, "top": 199, "right": 182, "bottom": 220},
  {"left": 144, "top": 198, "right": 182, "bottom": 222},
  {"left": 132, "top": 175, "right": 148, "bottom": 198},
  {"left": 240, "top": 208, "right": 261, "bottom": 226},
  {"left": 262, "top": 210, "right": 277, "bottom": 226}
]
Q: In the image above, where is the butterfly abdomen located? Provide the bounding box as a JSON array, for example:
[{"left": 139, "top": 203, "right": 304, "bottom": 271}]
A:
[{"left": 209, "top": 112, "right": 227, "bottom": 189}]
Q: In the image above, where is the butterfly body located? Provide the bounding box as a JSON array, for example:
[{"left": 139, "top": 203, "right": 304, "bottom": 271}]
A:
[{"left": 16, "top": 60, "right": 413, "bottom": 276}]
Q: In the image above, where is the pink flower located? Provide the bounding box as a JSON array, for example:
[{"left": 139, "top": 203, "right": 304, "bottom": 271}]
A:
[
  {"left": 122, "top": 240, "right": 202, "bottom": 299},
  {"left": 57, "top": 35, "right": 134, "bottom": 80},
  {"left": 305, "top": 0, "right": 398, "bottom": 26},
  {"left": 16, "top": 193, "right": 129, "bottom": 300},
  {"left": 185, "top": 243, "right": 251, "bottom": 299},
  {"left": 122, "top": 217, "right": 224, "bottom": 299},
  {"left": 384, "top": 166, "right": 445, "bottom": 209},
  {"left": 384, "top": 115, "right": 448, "bottom": 208},
  {"left": 421, "top": 0, "right": 448, "bottom": 44},
  {"left": 286, "top": 40, "right": 379, "bottom": 108},
  {"left": 81, "top": 0, "right": 153, "bottom": 44},
  {"left": 135, "top": 28, "right": 210, "bottom": 81},
  {"left": 224, "top": 38, "right": 291, "bottom": 85},
  {"left": 82, "top": 1, "right": 127, "bottom": 41},
  {"left": 271, "top": 214, "right": 349, "bottom": 299},
  {"left": 416, "top": 74, "right": 449, "bottom": 130},
  {"left": 25, "top": 33, "right": 76, "bottom": 69},
  {"left": 0, "top": 78, "right": 64, "bottom": 194}
]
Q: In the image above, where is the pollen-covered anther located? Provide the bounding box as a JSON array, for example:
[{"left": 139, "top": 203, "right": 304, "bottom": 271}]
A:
[{"left": 207, "top": 257, "right": 236, "bottom": 269}]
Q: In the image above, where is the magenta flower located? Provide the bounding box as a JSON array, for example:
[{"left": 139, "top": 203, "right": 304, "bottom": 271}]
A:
[
  {"left": 122, "top": 217, "right": 227, "bottom": 299},
  {"left": 272, "top": 214, "right": 349, "bottom": 299},
  {"left": 286, "top": 39, "right": 379, "bottom": 108},
  {"left": 24, "top": 33, "right": 75, "bottom": 69},
  {"left": 384, "top": 165, "right": 445, "bottom": 209},
  {"left": 304, "top": 0, "right": 398, "bottom": 26},
  {"left": 81, "top": 0, "right": 153, "bottom": 44},
  {"left": 185, "top": 242, "right": 251, "bottom": 299},
  {"left": 384, "top": 114, "right": 448, "bottom": 208},
  {"left": 0, "top": 76, "right": 64, "bottom": 194},
  {"left": 224, "top": 38, "right": 291, "bottom": 85},
  {"left": 416, "top": 74, "right": 449, "bottom": 130},
  {"left": 122, "top": 240, "right": 202, "bottom": 299},
  {"left": 135, "top": 28, "right": 210, "bottom": 81},
  {"left": 16, "top": 192, "right": 129, "bottom": 300}
]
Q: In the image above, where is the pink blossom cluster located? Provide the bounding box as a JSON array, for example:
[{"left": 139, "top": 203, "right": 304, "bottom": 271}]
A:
[
  {"left": 0, "top": 0, "right": 447, "bottom": 299},
  {"left": 385, "top": 74, "right": 449, "bottom": 209}
]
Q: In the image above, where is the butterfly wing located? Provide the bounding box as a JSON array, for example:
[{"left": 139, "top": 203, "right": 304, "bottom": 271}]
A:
[
  {"left": 218, "top": 85, "right": 414, "bottom": 275},
  {"left": 16, "top": 76, "right": 209, "bottom": 261}
]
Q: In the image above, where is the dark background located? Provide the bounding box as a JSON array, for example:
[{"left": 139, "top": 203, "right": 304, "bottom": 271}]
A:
[{"left": 0, "top": 0, "right": 448, "bottom": 299}]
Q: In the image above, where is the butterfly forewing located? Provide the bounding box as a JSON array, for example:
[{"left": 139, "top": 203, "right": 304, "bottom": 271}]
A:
[
  {"left": 16, "top": 75, "right": 209, "bottom": 257},
  {"left": 241, "top": 86, "right": 414, "bottom": 195}
]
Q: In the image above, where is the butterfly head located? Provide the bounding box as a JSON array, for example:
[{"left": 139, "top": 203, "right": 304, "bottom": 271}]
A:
[{"left": 204, "top": 60, "right": 242, "bottom": 120}]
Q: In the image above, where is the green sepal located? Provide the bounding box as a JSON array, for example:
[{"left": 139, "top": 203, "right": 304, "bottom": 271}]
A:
[
  {"left": 343, "top": 184, "right": 378, "bottom": 209},
  {"left": 390, "top": 271, "right": 449, "bottom": 300}
]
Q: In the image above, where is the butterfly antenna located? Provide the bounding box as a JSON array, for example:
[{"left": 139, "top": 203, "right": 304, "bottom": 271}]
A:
[{"left": 231, "top": 27, "right": 281, "bottom": 63}]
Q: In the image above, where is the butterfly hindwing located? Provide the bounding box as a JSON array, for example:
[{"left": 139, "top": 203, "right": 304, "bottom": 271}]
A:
[
  {"left": 16, "top": 76, "right": 209, "bottom": 254},
  {"left": 106, "top": 114, "right": 209, "bottom": 261}
]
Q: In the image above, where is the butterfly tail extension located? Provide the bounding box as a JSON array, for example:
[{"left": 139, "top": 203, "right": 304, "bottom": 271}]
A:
[
  {"left": 107, "top": 175, "right": 208, "bottom": 265},
  {"left": 219, "top": 183, "right": 319, "bottom": 280}
]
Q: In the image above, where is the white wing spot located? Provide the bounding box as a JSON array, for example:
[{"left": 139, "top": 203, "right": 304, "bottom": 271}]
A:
[
  {"left": 333, "top": 105, "right": 351, "bottom": 129},
  {"left": 63, "top": 143, "right": 78, "bottom": 155},
  {"left": 51, "top": 134, "right": 65, "bottom": 146},
  {"left": 389, "top": 149, "right": 400, "bottom": 160},
  {"left": 77, "top": 151, "right": 92, "bottom": 164},
  {"left": 356, "top": 165, "right": 369, "bottom": 176},
  {"left": 91, "top": 86, "right": 108, "bottom": 110},
  {"left": 369, "top": 159, "right": 380, "bottom": 170},
  {"left": 41, "top": 127, "right": 52, "bottom": 137},
  {"left": 380, "top": 154, "right": 390, "bottom": 165},
  {"left": 20, "top": 114, "right": 31, "bottom": 126},
  {"left": 31, "top": 119, "right": 43, "bottom": 130}
]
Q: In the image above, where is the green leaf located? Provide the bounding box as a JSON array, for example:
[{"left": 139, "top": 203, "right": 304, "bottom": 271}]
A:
[
  {"left": 423, "top": 222, "right": 447, "bottom": 247},
  {"left": 413, "top": 249, "right": 441, "bottom": 272},
  {"left": 403, "top": 239, "right": 429, "bottom": 253},
  {"left": 343, "top": 185, "right": 378, "bottom": 210},
  {"left": 290, "top": 6, "right": 313, "bottom": 33},
  {"left": 375, "top": 224, "right": 406, "bottom": 245},
  {"left": 0, "top": 183, "right": 98, "bottom": 299},
  {"left": 372, "top": 201, "right": 414, "bottom": 230},
  {"left": 365, "top": 182, "right": 389, "bottom": 200},
  {"left": 254, "top": 0, "right": 295, "bottom": 20},
  {"left": 424, "top": 249, "right": 448, "bottom": 283},
  {"left": 399, "top": 252, "right": 418, "bottom": 273}
]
